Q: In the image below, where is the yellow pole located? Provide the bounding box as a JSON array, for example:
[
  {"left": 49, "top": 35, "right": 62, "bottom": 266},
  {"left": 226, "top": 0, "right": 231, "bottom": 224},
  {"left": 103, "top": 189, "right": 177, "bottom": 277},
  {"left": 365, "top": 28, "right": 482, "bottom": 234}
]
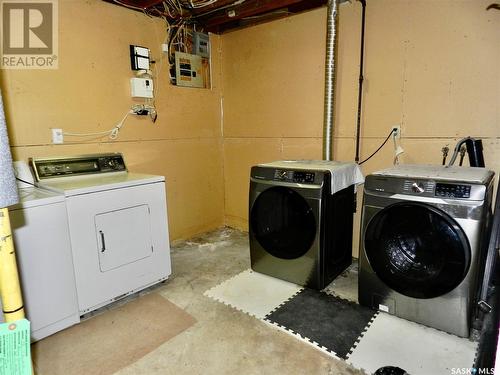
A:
[{"left": 0, "top": 207, "right": 25, "bottom": 322}]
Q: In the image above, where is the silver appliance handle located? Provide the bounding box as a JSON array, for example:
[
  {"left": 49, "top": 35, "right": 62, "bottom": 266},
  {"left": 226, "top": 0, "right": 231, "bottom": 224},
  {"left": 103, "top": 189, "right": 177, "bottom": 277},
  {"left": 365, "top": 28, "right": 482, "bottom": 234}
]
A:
[
  {"left": 365, "top": 189, "right": 484, "bottom": 204},
  {"left": 99, "top": 230, "right": 106, "bottom": 253},
  {"left": 250, "top": 177, "right": 322, "bottom": 190}
]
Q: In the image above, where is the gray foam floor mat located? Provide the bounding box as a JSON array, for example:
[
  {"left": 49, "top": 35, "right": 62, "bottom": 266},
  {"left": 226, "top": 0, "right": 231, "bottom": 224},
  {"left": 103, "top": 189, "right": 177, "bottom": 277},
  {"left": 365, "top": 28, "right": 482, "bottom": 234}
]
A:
[
  {"left": 265, "top": 288, "right": 376, "bottom": 359},
  {"left": 204, "top": 269, "right": 479, "bottom": 374}
]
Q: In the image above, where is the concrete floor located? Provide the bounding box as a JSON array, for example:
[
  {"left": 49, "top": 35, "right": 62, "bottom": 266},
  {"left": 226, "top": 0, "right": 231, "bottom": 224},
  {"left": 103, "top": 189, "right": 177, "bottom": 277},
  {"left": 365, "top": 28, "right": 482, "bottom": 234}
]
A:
[{"left": 115, "top": 227, "right": 363, "bottom": 375}]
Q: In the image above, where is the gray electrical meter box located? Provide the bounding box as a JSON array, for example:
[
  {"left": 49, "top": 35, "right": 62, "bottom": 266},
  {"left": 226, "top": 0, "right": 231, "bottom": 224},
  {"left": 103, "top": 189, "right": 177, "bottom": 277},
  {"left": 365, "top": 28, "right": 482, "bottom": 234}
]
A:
[{"left": 192, "top": 32, "right": 210, "bottom": 58}]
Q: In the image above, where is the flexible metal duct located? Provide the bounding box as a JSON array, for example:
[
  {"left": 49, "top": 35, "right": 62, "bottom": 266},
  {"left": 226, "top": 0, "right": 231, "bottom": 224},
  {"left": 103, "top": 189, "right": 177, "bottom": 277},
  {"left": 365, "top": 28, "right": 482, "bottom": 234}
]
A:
[{"left": 323, "top": 0, "right": 339, "bottom": 161}]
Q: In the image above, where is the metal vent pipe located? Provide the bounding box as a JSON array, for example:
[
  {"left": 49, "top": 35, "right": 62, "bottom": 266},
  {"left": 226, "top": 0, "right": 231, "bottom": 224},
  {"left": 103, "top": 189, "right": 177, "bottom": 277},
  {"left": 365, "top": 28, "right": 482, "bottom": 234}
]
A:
[{"left": 322, "top": 0, "right": 339, "bottom": 161}]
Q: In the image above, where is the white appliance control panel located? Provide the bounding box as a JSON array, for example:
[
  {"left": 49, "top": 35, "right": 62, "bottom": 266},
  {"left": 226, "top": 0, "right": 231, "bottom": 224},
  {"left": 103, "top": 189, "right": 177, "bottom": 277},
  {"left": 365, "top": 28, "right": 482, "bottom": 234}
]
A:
[{"left": 31, "top": 153, "right": 127, "bottom": 180}]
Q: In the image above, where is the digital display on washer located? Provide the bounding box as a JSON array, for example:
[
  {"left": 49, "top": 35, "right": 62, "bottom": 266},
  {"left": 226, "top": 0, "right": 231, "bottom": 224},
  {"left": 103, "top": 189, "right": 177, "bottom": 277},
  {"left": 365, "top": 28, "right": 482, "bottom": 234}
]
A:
[
  {"left": 293, "top": 171, "right": 315, "bottom": 183},
  {"left": 435, "top": 183, "right": 471, "bottom": 198},
  {"left": 273, "top": 170, "right": 315, "bottom": 183}
]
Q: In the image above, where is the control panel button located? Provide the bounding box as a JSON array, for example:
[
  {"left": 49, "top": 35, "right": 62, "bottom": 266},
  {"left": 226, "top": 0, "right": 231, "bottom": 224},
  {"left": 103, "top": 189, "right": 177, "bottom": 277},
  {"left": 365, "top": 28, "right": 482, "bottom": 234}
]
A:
[
  {"left": 272, "top": 170, "right": 315, "bottom": 183},
  {"left": 99, "top": 156, "right": 125, "bottom": 171},
  {"left": 435, "top": 183, "right": 471, "bottom": 198},
  {"left": 33, "top": 154, "right": 126, "bottom": 179},
  {"left": 411, "top": 182, "right": 425, "bottom": 193},
  {"left": 293, "top": 171, "right": 315, "bottom": 183},
  {"left": 273, "top": 169, "right": 293, "bottom": 181}
]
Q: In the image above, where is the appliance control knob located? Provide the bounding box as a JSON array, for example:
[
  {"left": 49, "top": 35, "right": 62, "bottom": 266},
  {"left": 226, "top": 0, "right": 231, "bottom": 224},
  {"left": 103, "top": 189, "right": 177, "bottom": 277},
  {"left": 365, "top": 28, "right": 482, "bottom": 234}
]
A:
[
  {"left": 411, "top": 182, "right": 425, "bottom": 193},
  {"left": 106, "top": 159, "right": 117, "bottom": 169}
]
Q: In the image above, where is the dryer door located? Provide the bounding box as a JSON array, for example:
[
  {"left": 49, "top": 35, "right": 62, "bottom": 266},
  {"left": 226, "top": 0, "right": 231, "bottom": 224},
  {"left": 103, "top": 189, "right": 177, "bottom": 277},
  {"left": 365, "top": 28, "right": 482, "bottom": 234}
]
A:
[
  {"left": 250, "top": 186, "right": 317, "bottom": 260},
  {"left": 364, "top": 202, "right": 471, "bottom": 299},
  {"left": 95, "top": 204, "right": 153, "bottom": 272}
]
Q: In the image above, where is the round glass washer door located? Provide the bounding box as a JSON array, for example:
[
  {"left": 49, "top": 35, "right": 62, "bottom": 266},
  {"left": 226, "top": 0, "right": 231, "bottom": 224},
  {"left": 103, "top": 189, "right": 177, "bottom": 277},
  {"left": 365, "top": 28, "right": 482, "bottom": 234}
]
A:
[
  {"left": 364, "top": 202, "right": 471, "bottom": 299},
  {"left": 250, "top": 186, "right": 316, "bottom": 260}
]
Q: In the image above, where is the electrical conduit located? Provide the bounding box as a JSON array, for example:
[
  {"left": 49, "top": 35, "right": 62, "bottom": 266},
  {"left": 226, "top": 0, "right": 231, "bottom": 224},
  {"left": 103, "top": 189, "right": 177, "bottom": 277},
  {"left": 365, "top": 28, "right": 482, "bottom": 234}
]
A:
[{"left": 323, "top": 0, "right": 339, "bottom": 161}]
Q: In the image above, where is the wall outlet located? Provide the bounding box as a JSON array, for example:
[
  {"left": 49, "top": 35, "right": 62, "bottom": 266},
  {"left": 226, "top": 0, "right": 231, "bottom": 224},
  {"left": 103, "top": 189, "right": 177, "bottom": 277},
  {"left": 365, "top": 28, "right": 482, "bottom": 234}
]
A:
[
  {"left": 392, "top": 125, "right": 401, "bottom": 139},
  {"left": 51, "top": 128, "right": 63, "bottom": 144}
]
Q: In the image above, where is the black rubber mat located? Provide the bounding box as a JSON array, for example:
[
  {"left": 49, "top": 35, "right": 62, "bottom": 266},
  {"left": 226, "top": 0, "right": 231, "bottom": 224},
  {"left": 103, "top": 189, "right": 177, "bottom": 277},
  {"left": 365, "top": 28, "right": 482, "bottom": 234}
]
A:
[{"left": 265, "top": 288, "right": 376, "bottom": 358}]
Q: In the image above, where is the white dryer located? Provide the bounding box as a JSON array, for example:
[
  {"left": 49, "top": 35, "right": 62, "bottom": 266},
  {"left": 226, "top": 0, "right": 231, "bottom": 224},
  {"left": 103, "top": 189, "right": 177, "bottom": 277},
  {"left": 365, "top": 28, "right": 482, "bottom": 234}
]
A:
[{"left": 31, "top": 153, "right": 171, "bottom": 315}]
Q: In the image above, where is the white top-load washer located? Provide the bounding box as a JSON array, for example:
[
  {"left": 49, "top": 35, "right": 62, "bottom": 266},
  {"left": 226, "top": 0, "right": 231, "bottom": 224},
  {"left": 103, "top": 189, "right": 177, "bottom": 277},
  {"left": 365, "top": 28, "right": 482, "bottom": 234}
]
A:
[
  {"left": 8, "top": 186, "right": 79, "bottom": 341},
  {"left": 31, "top": 153, "right": 172, "bottom": 315}
]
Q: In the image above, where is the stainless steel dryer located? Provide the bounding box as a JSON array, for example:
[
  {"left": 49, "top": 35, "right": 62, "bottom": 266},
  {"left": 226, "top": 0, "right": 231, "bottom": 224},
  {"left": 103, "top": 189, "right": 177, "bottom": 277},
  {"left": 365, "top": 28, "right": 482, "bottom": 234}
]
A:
[
  {"left": 249, "top": 160, "right": 363, "bottom": 290},
  {"left": 359, "top": 165, "right": 495, "bottom": 337}
]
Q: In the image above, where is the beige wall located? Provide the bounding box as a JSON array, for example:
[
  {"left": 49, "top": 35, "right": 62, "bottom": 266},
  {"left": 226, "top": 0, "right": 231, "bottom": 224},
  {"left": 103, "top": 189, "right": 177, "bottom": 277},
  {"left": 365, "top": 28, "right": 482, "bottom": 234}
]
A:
[
  {"left": 2, "top": 0, "right": 225, "bottom": 241},
  {"left": 3, "top": 0, "right": 499, "bottom": 247},
  {"left": 221, "top": 1, "right": 500, "bottom": 256}
]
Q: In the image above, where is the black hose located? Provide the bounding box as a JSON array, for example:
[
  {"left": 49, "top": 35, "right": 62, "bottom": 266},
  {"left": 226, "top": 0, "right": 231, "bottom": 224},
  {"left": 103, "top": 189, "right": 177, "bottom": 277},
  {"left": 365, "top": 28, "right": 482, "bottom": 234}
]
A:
[
  {"left": 466, "top": 138, "right": 485, "bottom": 167},
  {"left": 354, "top": 0, "right": 367, "bottom": 163},
  {"left": 16, "top": 177, "right": 35, "bottom": 186},
  {"left": 448, "top": 137, "right": 486, "bottom": 167}
]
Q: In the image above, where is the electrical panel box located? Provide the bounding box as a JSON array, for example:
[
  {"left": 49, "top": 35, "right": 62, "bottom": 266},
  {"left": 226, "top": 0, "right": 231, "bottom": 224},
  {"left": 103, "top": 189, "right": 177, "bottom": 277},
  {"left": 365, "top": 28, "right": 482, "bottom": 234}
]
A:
[
  {"left": 175, "top": 52, "right": 204, "bottom": 88},
  {"left": 130, "top": 77, "right": 154, "bottom": 98},
  {"left": 192, "top": 32, "right": 210, "bottom": 58}
]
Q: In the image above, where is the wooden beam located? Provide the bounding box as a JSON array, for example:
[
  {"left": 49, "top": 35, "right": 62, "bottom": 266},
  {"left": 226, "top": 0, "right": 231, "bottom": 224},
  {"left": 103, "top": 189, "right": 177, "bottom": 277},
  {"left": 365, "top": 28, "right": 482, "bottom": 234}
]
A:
[
  {"left": 190, "top": 0, "right": 241, "bottom": 16},
  {"left": 197, "top": 0, "right": 305, "bottom": 28},
  {"left": 102, "top": 0, "right": 328, "bottom": 33},
  {"left": 208, "top": 11, "right": 291, "bottom": 33},
  {"left": 103, "top": 0, "right": 163, "bottom": 9},
  {"left": 288, "top": 0, "right": 327, "bottom": 13}
]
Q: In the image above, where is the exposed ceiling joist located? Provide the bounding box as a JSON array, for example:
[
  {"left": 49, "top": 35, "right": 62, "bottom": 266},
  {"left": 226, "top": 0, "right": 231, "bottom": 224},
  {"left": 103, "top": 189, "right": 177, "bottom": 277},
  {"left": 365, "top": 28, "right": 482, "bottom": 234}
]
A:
[
  {"left": 104, "top": 0, "right": 327, "bottom": 33},
  {"left": 198, "top": 0, "right": 306, "bottom": 31}
]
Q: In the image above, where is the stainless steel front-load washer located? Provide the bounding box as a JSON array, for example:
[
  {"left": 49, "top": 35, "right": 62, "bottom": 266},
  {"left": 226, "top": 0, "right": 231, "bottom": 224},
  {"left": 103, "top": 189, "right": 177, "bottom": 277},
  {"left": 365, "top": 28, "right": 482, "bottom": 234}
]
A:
[
  {"left": 249, "top": 161, "right": 360, "bottom": 290},
  {"left": 359, "top": 165, "right": 495, "bottom": 337}
]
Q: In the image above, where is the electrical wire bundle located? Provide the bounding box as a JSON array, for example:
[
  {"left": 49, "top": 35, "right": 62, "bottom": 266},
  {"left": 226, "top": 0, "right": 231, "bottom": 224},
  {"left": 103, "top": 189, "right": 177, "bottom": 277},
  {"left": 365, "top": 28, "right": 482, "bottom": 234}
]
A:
[{"left": 179, "top": 0, "right": 218, "bottom": 9}]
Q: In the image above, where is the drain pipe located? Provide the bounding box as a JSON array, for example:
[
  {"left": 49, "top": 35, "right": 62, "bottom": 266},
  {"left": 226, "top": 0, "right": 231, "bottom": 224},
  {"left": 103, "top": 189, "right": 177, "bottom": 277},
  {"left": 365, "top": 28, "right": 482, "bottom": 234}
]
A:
[
  {"left": 322, "top": 0, "right": 339, "bottom": 161},
  {"left": 354, "top": 0, "right": 367, "bottom": 163}
]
